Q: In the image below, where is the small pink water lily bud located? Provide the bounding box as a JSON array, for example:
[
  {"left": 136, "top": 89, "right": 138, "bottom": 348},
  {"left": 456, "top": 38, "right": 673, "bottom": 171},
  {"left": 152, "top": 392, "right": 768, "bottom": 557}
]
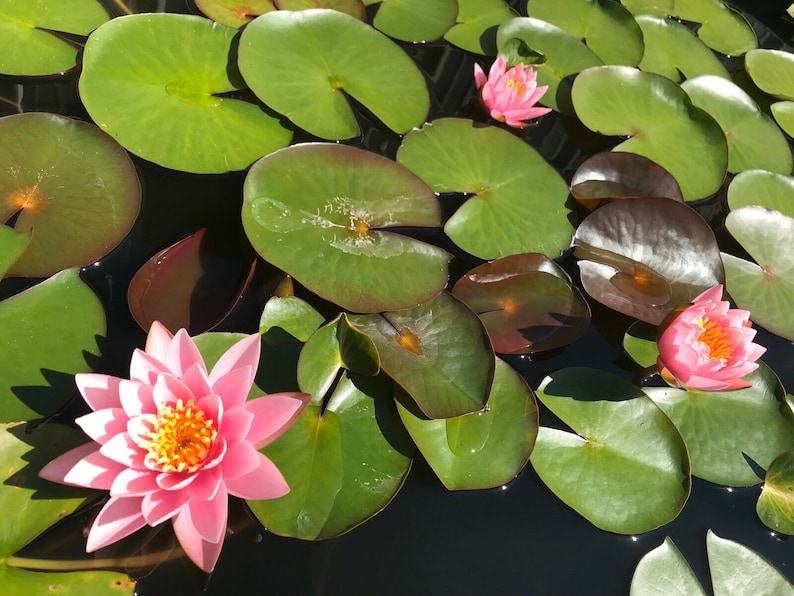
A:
[
  {"left": 39, "top": 321, "right": 310, "bottom": 573},
  {"left": 473, "top": 56, "right": 552, "bottom": 127},
  {"left": 656, "top": 285, "right": 766, "bottom": 391}
]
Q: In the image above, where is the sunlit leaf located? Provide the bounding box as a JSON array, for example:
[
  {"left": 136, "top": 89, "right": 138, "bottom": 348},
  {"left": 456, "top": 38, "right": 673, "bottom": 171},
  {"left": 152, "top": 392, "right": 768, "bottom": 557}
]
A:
[
  {"left": 727, "top": 170, "right": 794, "bottom": 217},
  {"left": 242, "top": 143, "right": 450, "bottom": 313},
  {"left": 530, "top": 367, "right": 690, "bottom": 534},
  {"left": 451, "top": 253, "right": 591, "bottom": 354},
  {"left": 396, "top": 358, "right": 538, "bottom": 490},
  {"left": 0, "top": 113, "right": 140, "bottom": 277},
  {"left": 644, "top": 363, "right": 794, "bottom": 487},
  {"left": 259, "top": 295, "right": 325, "bottom": 343},
  {"left": 444, "top": 0, "right": 516, "bottom": 54},
  {"left": 276, "top": 0, "right": 365, "bottom": 20},
  {"left": 629, "top": 537, "right": 706, "bottom": 596},
  {"left": 194, "top": 0, "right": 276, "bottom": 27},
  {"left": 0, "top": 228, "right": 31, "bottom": 281},
  {"left": 238, "top": 9, "right": 429, "bottom": 139},
  {"left": 707, "top": 530, "right": 794, "bottom": 595},
  {"left": 369, "top": 0, "right": 456, "bottom": 41},
  {"left": 757, "top": 449, "right": 794, "bottom": 534},
  {"left": 623, "top": 320, "right": 659, "bottom": 368},
  {"left": 79, "top": 13, "right": 292, "bottom": 173},
  {"left": 397, "top": 118, "right": 574, "bottom": 259},
  {"left": 745, "top": 49, "right": 794, "bottom": 100}
]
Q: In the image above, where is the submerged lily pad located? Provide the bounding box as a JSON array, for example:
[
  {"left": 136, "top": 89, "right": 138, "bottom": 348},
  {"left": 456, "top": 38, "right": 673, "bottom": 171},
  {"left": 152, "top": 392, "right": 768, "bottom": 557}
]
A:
[
  {"left": 0, "top": 0, "right": 109, "bottom": 76},
  {"left": 396, "top": 358, "right": 537, "bottom": 490},
  {"left": 451, "top": 253, "right": 591, "bottom": 354},
  {"left": 573, "top": 198, "right": 723, "bottom": 324},
  {"left": 238, "top": 9, "right": 429, "bottom": 140},
  {"left": 348, "top": 292, "right": 495, "bottom": 419},
  {"left": 369, "top": 0, "right": 456, "bottom": 41},
  {"left": 496, "top": 17, "right": 603, "bottom": 114},
  {"left": 530, "top": 368, "right": 690, "bottom": 534},
  {"left": 643, "top": 364, "right": 794, "bottom": 486},
  {"left": 622, "top": 0, "right": 757, "bottom": 56},
  {"left": 571, "top": 65, "right": 728, "bottom": 200},
  {"left": 634, "top": 15, "right": 730, "bottom": 82},
  {"left": 242, "top": 143, "right": 450, "bottom": 313},
  {"left": 444, "top": 0, "right": 516, "bottom": 54},
  {"left": 397, "top": 118, "right": 574, "bottom": 259},
  {"left": 0, "top": 269, "right": 105, "bottom": 422},
  {"left": 681, "top": 76, "right": 793, "bottom": 174},
  {"left": 194, "top": 0, "right": 276, "bottom": 27},
  {"left": 79, "top": 13, "right": 292, "bottom": 173},
  {"left": 526, "top": 0, "right": 643, "bottom": 66},
  {"left": 0, "top": 112, "right": 140, "bottom": 278},
  {"left": 722, "top": 206, "right": 794, "bottom": 341}
]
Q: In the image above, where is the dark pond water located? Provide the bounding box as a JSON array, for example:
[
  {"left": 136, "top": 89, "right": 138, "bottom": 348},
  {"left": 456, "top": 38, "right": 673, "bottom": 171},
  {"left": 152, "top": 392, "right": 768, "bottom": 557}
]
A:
[{"left": 3, "top": 0, "right": 794, "bottom": 594}]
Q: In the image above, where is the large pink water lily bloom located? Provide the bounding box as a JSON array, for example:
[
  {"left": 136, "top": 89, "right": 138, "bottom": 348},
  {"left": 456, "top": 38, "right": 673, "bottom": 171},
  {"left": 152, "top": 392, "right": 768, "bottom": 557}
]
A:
[
  {"left": 40, "top": 322, "right": 309, "bottom": 572},
  {"left": 474, "top": 56, "right": 552, "bottom": 127},
  {"left": 657, "top": 285, "right": 766, "bottom": 391}
]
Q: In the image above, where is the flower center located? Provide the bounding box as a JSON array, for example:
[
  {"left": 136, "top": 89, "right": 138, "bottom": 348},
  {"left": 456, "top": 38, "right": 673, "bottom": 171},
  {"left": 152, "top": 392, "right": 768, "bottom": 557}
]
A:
[
  {"left": 696, "top": 317, "right": 733, "bottom": 361},
  {"left": 507, "top": 76, "right": 526, "bottom": 96},
  {"left": 143, "top": 399, "right": 217, "bottom": 473}
]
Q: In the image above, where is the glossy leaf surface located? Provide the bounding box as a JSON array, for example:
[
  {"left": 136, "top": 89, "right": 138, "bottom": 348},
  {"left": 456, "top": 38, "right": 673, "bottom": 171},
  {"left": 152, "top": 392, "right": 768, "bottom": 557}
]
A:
[
  {"left": 573, "top": 198, "right": 723, "bottom": 324},
  {"left": 397, "top": 118, "right": 573, "bottom": 259},
  {"left": 622, "top": 321, "right": 659, "bottom": 368},
  {"left": 194, "top": 0, "right": 276, "bottom": 27},
  {"left": 644, "top": 364, "right": 794, "bottom": 487},
  {"left": 0, "top": 0, "right": 109, "bottom": 75},
  {"left": 0, "top": 228, "right": 31, "bottom": 281},
  {"left": 369, "top": 0, "right": 456, "bottom": 41},
  {"left": 629, "top": 537, "right": 705, "bottom": 596},
  {"left": 242, "top": 143, "right": 450, "bottom": 313},
  {"left": 79, "top": 13, "right": 292, "bottom": 173},
  {"left": 396, "top": 358, "right": 537, "bottom": 490},
  {"left": 0, "top": 269, "right": 105, "bottom": 422},
  {"left": 347, "top": 292, "right": 494, "bottom": 419},
  {"left": 530, "top": 368, "right": 690, "bottom": 534},
  {"left": 727, "top": 170, "right": 794, "bottom": 217},
  {"left": 745, "top": 49, "right": 794, "bottom": 136},
  {"left": 571, "top": 65, "right": 728, "bottom": 200},
  {"left": 707, "top": 531, "right": 794, "bottom": 595},
  {"left": 276, "top": 0, "right": 365, "bottom": 20},
  {"left": 444, "top": 0, "right": 516, "bottom": 54},
  {"left": 757, "top": 449, "right": 794, "bottom": 534},
  {"left": 451, "top": 253, "right": 590, "bottom": 354},
  {"left": 0, "top": 113, "right": 140, "bottom": 277},
  {"left": 260, "top": 295, "right": 325, "bottom": 343},
  {"left": 238, "top": 9, "right": 429, "bottom": 139}
]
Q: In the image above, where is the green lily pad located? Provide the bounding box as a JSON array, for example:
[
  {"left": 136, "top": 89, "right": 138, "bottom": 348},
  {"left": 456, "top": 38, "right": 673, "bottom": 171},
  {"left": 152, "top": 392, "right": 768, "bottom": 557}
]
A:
[
  {"left": 727, "top": 170, "right": 794, "bottom": 217},
  {"left": 496, "top": 17, "right": 603, "bottom": 114},
  {"left": 571, "top": 65, "right": 728, "bottom": 200},
  {"left": 397, "top": 118, "right": 574, "bottom": 259},
  {"left": 526, "top": 0, "right": 643, "bottom": 66},
  {"left": 260, "top": 295, "right": 325, "bottom": 343},
  {"left": 276, "top": 0, "right": 366, "bottom": 20},
  {"left": 681, "top": 76, "right": 793, "bottom": 174},
  {"left": 643, "top": 363, "right": 794, "bottom": 487},
  {"left": 530, "top": 367, "right": 690, "bottom": 534},
  {"left": 757, "top": 449, "right": 794, "bottom": 534},
  {"left": 242, "top": 143, "right": 450, "bottom": 313},
  {"left": 623, "top": 320, "right": 659, "bottom": 368},
  {"left": 746, "top": 49, "right": 794, "bottom": 100},
  {"left": 0, "top": 228, "right": 31, "bottom": 281},
  {"left": 247, "top": 373, "right": 412, "bottom": 540},
  {"left": 238, "top": 9, "right": 429, "bottom": 140},
  {"left": 0, "top": 269, "right": 105, "bottom": 422},
  {"left": 444, "top": 0, "right": 516, "bottom": 55},
  {"left": 0, "top": 112, "right": 140, "bottom": 278},
  {"left": 772, "top": 101, "right": 794, "bottom": 138},
  {"left": 368, "top": 0, "right": 456, "bottom": 42},
  {"left": 79, "top": 13, "right": 292, "bottom": 174},
  {"left": 634, "top": 15, "right": 730, "bottom": 83},
  {"left": 451, "top": 253, "right": 591, "bottom": 354},
  {"left": 347, "top": 292, "right": 495, "bottom": 419},
  {"left": 573, "top": 198, "right": 723, "bottom": 325},
  {"left": 621, "top": 0, "right": 757, "bottom": 56},
  {"left": 194, "top": 0, "right": 276, "bottom": 27},
  {"left": 722, "top": 206, "right": 794, "bottom": 341},
  {"left": 707, "top": 530, "right": 794, "bottom": 595},
  {"left": 396, "top": 358, "right": 537, "bottom": 490},
  {"left": 629, "top": 537, "right": 706, "bottom": 596},
  {"left": 0, "top": 0, "right": 109, "bottom": 76}
]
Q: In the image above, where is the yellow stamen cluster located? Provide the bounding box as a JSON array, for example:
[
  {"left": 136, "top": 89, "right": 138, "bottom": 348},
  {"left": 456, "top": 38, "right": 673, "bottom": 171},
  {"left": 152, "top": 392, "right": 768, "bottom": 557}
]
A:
[
  {"left": 143, "top": 399, "right": 217, "bottom": 473},
  {"left": 697, "top": 317, "right": 733, "bottom": 361},
  {"left": 507, "top": 77, "right": 526, "bottom": 96}
]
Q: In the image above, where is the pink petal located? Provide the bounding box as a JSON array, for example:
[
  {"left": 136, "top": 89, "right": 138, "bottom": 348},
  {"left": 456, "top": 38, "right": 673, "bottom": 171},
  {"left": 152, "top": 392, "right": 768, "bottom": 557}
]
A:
[
  {"left": 153, "top": 374, "right": 196, "bottom": 408},
  {"left": 75, "top": 374, "right": 123, "bottom": 411},
  {"left": 694, "top": 284, "right": 724, "bottom": 304},
  {"left": 211, "top": 366, "right": 254, "bottom": 411},
  {"left": 76, "top": 408, "right": 128, "bottom": 445},
  {"left": 220, "top": 441, "right": 261, "bottom": 480},
  {"left": 129, "top": 349, "right": 168, "bottom": 385},
  {"left": 145, "top": 321, "right": 174, "bottom": 361},
  {"left": 86, "top": 496, "right": 147, "bottom": 552},
  {"left": 156, "top": 471, "right": 199, "bottom": 491},
  {"left": 164, "top": 329, "right": 206, "bottom": 378},
  {"left": 245, "top": 393, "right": 309, "bottom": 449},
  {"left": 141, "top": 489, "right": 190, "bottom": 526},
  {"left": 39, "top": 443, "right": 125, "bottom": 490},
  {"left": 208, "top": 334, "right": 261, "bottom": 386},
  {"left": 225, "top": 452, "right": 289, "bottom": 500},
  {"left": 110, "top": 467, "right": 159, "bottom": 497},
  {"left": 474, "top": 63, "right": 487, "bottom": 89},
  {"left": 187, "top": 467, "right": 223, "bottom": 500},
  {"left": 218, "top": 407, "right": 254, "bottom": 446},
  {"left": 181, "top": 362, "right": 213, "bottom": 402},
  {"left": 172, "top": 508, "right": 224, "bottom": 572},
  {"left": 197, "top": 394, "right": 222, "bottom": 428},
  {"left": 187, "top": 488, "right": 228, "bottom": 543},
  {"left": 119, "top": 380, "right": 156, "bottom": 417},
  {"left": 100, "top": 433, "right": 146, "bottom": 469}
]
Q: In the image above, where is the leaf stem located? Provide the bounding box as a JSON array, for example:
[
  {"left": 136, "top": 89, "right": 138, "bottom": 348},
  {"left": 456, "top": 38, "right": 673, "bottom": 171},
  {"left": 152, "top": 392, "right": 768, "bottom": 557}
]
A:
[
  {"left": 112, "top": 0, "right": 134, "bottom": 15},
  {"left": 4, "top": 549, "right": 177, "bottom": 572}
]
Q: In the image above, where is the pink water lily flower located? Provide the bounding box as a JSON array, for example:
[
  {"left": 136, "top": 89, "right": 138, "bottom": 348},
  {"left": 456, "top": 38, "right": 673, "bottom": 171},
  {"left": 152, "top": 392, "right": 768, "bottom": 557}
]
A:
[
  {"left": 657, "top": 285, "right": 766, "bottom": 391},
  {"left": 40, "top": 322, "right": 309, "bottom": 572},
  {"left": 474, "top": 56, "right": 552, "bottom": 127}
]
